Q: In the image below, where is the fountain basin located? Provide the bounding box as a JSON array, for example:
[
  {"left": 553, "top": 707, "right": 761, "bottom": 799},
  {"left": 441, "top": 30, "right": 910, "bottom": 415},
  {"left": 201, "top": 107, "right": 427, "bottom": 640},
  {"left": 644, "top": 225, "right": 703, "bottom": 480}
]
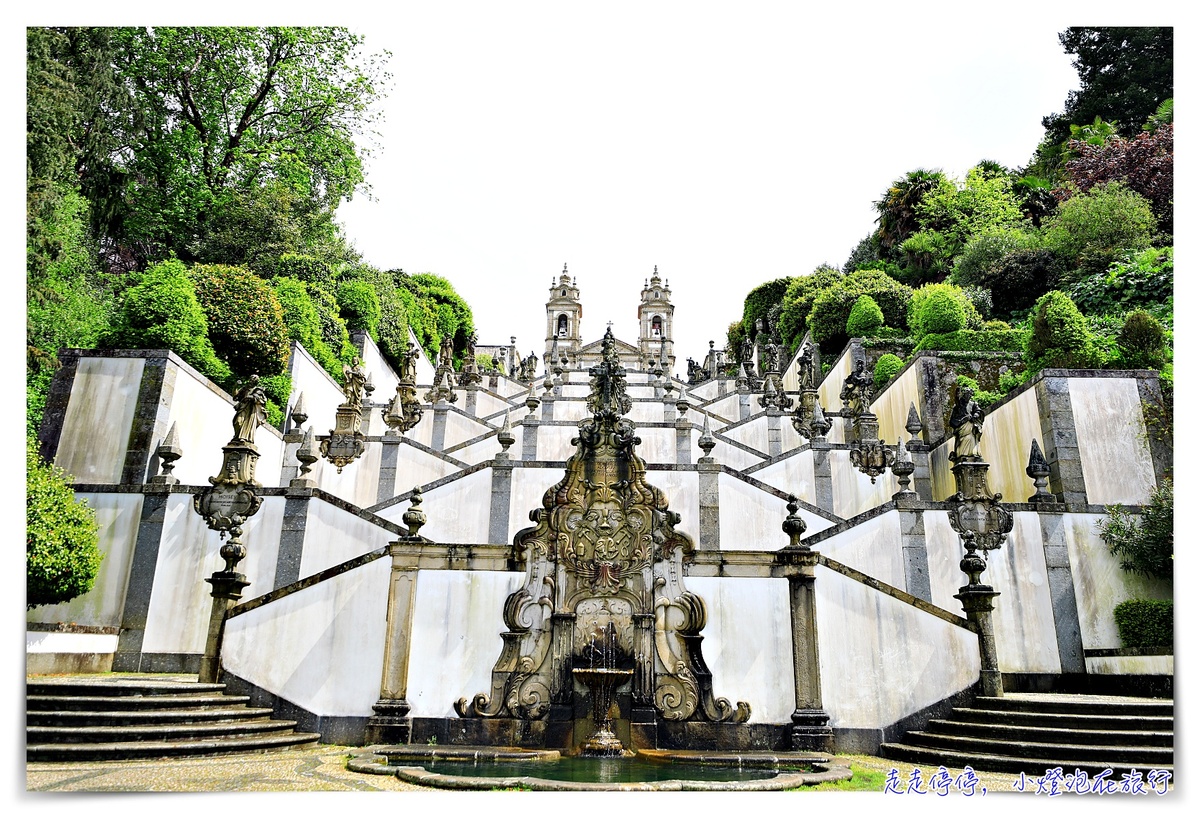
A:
[{"left": 350, "top": 746, "right": 853, "bottom": 791}]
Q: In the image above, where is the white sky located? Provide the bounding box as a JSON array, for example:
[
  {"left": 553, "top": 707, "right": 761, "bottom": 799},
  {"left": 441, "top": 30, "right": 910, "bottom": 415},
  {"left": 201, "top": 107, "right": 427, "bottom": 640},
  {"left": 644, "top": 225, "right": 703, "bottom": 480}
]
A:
[{"left": 333, "top": 2, "right": 1099, "bottom": 368}]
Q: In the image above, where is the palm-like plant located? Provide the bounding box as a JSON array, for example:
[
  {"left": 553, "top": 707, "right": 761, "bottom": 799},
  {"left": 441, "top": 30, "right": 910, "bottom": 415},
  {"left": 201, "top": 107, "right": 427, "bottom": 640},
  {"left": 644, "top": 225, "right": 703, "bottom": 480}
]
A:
[{"left": 873, "top": 169, "right": 946, "bottom": 257}]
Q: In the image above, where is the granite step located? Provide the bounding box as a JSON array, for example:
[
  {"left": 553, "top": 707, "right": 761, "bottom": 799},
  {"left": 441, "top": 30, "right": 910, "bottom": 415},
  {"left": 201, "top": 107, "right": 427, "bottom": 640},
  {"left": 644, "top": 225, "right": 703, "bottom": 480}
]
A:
[{"left": 26, "top": 731, "right": 322, "bottom": 762}]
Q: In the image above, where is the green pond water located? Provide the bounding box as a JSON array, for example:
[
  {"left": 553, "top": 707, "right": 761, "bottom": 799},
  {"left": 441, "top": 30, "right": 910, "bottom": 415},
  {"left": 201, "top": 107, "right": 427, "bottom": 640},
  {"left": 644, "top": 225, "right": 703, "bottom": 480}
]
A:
[{"left": 402, "top": 756, "right": 807, "bottom": 784}]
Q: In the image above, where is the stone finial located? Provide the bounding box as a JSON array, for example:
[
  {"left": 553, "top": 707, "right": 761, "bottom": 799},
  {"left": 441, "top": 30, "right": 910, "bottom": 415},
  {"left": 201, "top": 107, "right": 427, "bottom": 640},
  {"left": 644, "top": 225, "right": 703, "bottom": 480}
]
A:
[
  {"left": 292, "top": 427, "right": 319, "bottom": 486},
  {"left": 151, "top": 422, "right": 183, "bottom": 484},
  {"left": 290, "top": 392, "right": 308, "bottom": 432},
  {"left": 402, "top": 487, "right": 427, "bottom": 539},
  {"left": 735, "top": 362, "right": 750, "bottom": 392},
  {"left": 698, "top": 412, "right": 716, "bottom": 460},
  {"left": 676, "top": 396, "right": 690, "bottom": 416},
  {"left": 525, "top": 383, "right": 540, "bottom": 414},
  {"left": 905, "top": 402, "right": 923, "bottom": 441},
  {"left": 497, "top": 410, "right": 516, "bottom": 453},
  {"left": 364, "top": 371, "right": 375, "bottom": 400},
  {"left": 782, "top": 494, "right": 808, "bottom": 548},
  {"left": 892, "top": 438, "right": 915, "bottom": 495},
  {"left": 1026, "top": 439, "right": 1054, "bottom": 503}
]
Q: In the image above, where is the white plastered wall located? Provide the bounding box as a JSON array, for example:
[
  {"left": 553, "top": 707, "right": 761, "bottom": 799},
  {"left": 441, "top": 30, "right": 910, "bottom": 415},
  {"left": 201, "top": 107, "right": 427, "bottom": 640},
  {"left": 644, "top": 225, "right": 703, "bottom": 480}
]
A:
[
  {"left": 1069, "top": 378, "right": 1157, "bottom": 505},
  {"left": 54, "top": 357, "right": 144, "bottom": 483},
  {"left": 300, "top": 500, "right": 395, "bottom": 577}
]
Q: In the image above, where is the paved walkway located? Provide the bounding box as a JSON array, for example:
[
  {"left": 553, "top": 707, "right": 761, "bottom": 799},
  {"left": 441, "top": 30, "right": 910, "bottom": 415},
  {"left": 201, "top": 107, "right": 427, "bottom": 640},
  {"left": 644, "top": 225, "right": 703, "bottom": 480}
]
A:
[{"left": 24, "top": 744, "right": 1030, "bottom": 795}]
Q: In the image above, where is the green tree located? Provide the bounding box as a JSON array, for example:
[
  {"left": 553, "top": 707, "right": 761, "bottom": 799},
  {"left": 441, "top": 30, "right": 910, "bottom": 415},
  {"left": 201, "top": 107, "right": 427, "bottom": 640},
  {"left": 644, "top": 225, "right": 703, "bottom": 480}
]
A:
[
  {"left": 1099, "top": 478, "right": 1173, "bottom": 580},
  {"left": 27, "top": 437, "right": 101, "bottom": 609},
  {"left": 1043, "top": 28, "right": 1173, "bottom": 145},
  {"left": 777, "top": 265, "right": 843, "bottom": 351},
  {"left": 873, "top": 169, "right": 947, "bottom": 260},
  {"left": 808, "top": 268, "right": 913, "bottom": 354},
  {"left": 740, "top": 278, "right": 793, "bottom": 341},
  {"left": 98, "top": 27, "right": 389, "bottom": 268},
  {"left": 189, "top": 264, "right": 290, "bottom": 378}
]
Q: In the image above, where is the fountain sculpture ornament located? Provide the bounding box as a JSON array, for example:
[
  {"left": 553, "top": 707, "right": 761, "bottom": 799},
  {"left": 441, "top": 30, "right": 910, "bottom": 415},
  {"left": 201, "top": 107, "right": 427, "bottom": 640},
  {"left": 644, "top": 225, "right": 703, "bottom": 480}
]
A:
[{"left": 456, "top": 328, "right": 749, "bottom": 753}]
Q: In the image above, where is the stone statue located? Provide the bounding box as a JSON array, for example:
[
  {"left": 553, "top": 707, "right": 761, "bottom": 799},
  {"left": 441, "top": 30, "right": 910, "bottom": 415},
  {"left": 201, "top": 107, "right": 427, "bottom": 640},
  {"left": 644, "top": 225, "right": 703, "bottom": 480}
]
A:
[
  {"left": 465, "top": 331, "right": 477, "bottom": 360},
  {"left": 949, "top": 385, "right": 985, "bottom": 462},
  {"left": 399, "top": 342, "right": 419, "bottom": 385},
  {"left": 739, "top": 335, "right": 753, "bottom": 366},
  {"left": 342, "top": 357, "right": 368, "bottom": 411},
  {"left": 439, "top": 333, "right": 455, "bottom": 368},
  {"left": 797, "top": 345, "right": 814, "bottom": 391},
  {"left": 231, "top": 375, "right": 268, "bottom": 444},
  {"left": 764, "top": 339, "right": 781, "bottom": 373},
  {"left": 840, "top": 360, "right": 871, "bottom": 417}
]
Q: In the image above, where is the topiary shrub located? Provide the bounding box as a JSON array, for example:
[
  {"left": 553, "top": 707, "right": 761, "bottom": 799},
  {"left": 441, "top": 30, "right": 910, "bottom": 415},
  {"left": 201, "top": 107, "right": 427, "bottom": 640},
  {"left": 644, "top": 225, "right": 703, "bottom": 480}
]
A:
[
  {"left": 808, "top": 268, "right": 913, "bottom": 354},
  {"left": 907, "top": 283, "right": 980, "bottom": 341},
  {"left": 873, "top": 353, "right": 904, "bottom": 389},
  {"left": 846, "top": 295, "right": 884, "bottom": 336},
  {"left": 1043, "top": 182, "right": 1158, "bottom": 265},
  {"left": 1117, "top": 309, "right": 1168, "bottom": 370},
  {"left": 983, "top": 319, "right": 1011, "bottom": 331},
  {"left": 337, "top": 278, "right": 382, "bottom": 337},
  {"left": 1112, "top": 599, "right": 1173, "bottom": 648},
  {"left": 103, "top": 259, "right": 231, "bottom": 383},
  {"left": 1025, "top": 290, "right": 1102, "bottom": 371},
  {"left": 190, "top": 264, "right": 290, "bottom": 379},
  {"left": 1099, "top": 478, "right": 1173, "bottom": 580},
  {"left": 27, "top": 437, "right": 101, "bottom": 609}
]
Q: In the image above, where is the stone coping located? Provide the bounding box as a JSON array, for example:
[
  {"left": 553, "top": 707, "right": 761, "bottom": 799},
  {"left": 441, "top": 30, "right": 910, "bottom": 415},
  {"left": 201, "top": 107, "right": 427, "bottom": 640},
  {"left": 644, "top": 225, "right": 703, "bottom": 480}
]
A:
[{"left": 347, "top": 746, "right": 850, "bottom": 792}]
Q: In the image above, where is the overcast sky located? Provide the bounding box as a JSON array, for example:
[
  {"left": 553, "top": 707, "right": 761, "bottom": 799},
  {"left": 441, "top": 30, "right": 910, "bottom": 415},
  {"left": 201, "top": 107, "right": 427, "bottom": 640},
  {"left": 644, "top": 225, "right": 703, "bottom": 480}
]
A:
[{"left": 332, "top": 3, "right": 1100, "bottom": 369}]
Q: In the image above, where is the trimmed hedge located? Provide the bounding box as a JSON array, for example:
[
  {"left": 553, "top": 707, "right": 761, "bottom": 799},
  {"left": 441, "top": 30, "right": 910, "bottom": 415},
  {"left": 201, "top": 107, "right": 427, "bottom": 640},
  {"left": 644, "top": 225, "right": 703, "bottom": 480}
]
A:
[
  {"left": 873, "top": 353, "right": 904, "bottom": 388},
  {"left": 272, "top": 277, "right": 343, "bottom": 382},
  {"left": 778, "top": 266, "right": 843, "bottom": 351},
  {"left": 190, "top": 264, "right": 290, "bottom": 379},
  {"left": 1118, "top": 310, "right": 1168, "bottom": 370},
  {"left": 337, "top": 278, "right": 382, "bottom": 337},
  {"left": 847, "top": 295, "right": 884, "bottom": 336},
  {"left": 1026, "top": 290, "right": 1102, "bottom": 371},
  {"left": 1113, "top": 599, "right": 1173, "bottom": 648},
  {"left": 103, "top": 259, "right": 231, "bottom": 383},
  {"left": 741, "top": 277, "right": 793, "bottom": 339},
  {"left": 27, "top": 437, "right": 101, "bottom": 609},
  {"left": 808, "top": 268, "right": 913, "bottom": 353},
  {"left": 913, "top": 329, "right": 1028, "bottom": 353}
]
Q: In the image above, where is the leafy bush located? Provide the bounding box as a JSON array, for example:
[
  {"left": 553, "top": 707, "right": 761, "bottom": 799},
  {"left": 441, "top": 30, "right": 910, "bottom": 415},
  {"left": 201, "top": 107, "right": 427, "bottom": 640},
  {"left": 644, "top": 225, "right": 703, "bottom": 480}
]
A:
[
  {"left": 741, "top": 277, "right": 793, "bottom": 340},
  {"left": 873, "top": 353, "right": 904, "bottom": 388},
  {"left": 952, "top": 228, "right": 1040, "bottom": 286},
  {"left": 983, "top": 319, "right": 1011, "bottom": 331},
  {"left": 954, "top": 375, "right": 1003, "bottom": 409},
  {"left": 1068, "top": 247, "right": 1173, "bottom": 315},
  {"left": 307, "top": 283, "right": 355, "bottom": 366},
  {"left": 808, "top": 268, "right": 913, "bottom": 353},
  {"left": 258, "top": 373, "right": 292, "bottom": 430},
  {"left": 337, "top": 278, "right": 382, "bottom": 337},
  {"left": 1042, "top": 182, "right": 1158, "bottom": 265},
  {"left": 477, "top": 352, "right": 494, "bottom": 370},
  {"left": 27, "top": 437, "right": 101, "bottom": 609},
  {"left": 778, "top": 266, "right": 843, "bottom": 351},
  {"left": 974, "top": 248, "right": 1064, "bottom": 317},
  {"left": 913, "top": 329, "right": 1027, "bottom": 353},
  {"left": 846, "top": 295, "right": 884, "bottom": 336},
  {"left": 407, "top": 272, "right": 477, "bottom": 362},
  {"left": 1112, "top": 600, "right": 1173, "bottom": 648},
  {"left": 103, "top": 259, "right": 231, "bottom": 383},
  {"left": 272, "top": 277, "right": 343, "bottom": 381},
  {"left": 1117, "top": 310, "right": 1168, "bottom": 370},
  {"left": 190, "top": 264, "right": 289, "bottom": 378},
  {"left": 1026, "top": 291, "right": 1102, "bottom": 371},
  {"left": 1099, "top": 479, "right": 1173, "bottom": 580},
  {"left": 907, "top": 283, "right": 981, "bottom": 341},
  {"left": 259, "top": 253, "right": 336, "bottom": 288}
]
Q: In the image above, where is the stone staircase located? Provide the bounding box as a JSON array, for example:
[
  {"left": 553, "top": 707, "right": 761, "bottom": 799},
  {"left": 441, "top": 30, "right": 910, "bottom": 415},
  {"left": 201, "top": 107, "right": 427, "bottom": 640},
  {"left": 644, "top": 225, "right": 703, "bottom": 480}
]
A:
[
  {"left": 26, "top": 675, "right": 322, "bottom": 762},
  {"left": 880, "top": 693, "right": 1174, "bottom": 778}
]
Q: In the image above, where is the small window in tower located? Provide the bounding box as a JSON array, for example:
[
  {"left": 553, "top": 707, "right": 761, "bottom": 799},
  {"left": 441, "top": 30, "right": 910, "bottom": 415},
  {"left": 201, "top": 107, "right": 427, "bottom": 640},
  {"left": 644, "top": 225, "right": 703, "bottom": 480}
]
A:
[
  {"left": 557, "top": 314, "right": 568, "bottom": 337},
  {"left": 654, "top": 291, "right": 659, "bottom": 299},
  {"left": 562, "top": 290, "right": 566, "bottom": 296},
  {"left": 651, "top": 315, "right": 663, "bottom": 337}
]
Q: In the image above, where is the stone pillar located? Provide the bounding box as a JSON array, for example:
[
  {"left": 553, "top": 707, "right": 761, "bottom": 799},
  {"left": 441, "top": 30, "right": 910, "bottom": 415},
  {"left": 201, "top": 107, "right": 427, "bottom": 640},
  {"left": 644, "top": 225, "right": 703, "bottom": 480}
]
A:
[
  {"left": 898, "top": 509, "right": 932, "bottom": 602},
  {"left": 122, "top": 353, "right": 176, "bottom": 485},
  {"left": 782, "top": 551, "right": 832, "bottom": 751},
  {"left": 273, "top": 492, "right": 311, "bottom": 590},
  {"left": 464, "top": 383, "right": 479, "bottom": 416},
  {"left": 377, "top": 432, "right": 401, "bottom": 503},
  {"left": 36, "top": 348, "right": 81, "bottom": 464},
  {"left": 717, "top": 378, "right": 727, "bottom": 397},
  {"left": 738, "top": 392, "right": 751, "bottom": 422},
  {"left": 541, "top": 394, "right": 555, "bottom": 422},
  {"left": 909, "top": 444, "right": 933, "bottom": 501},
  {"left": 522, "top": 411, "right": 539, "bottom": 461},
  {"left": 112, "top": 489, "right": 171, "bottom": 672},
  {"left": 697, "top": 458, "right": 720, "bottom": 551},
  {"left": 366, "top": 544, "right": 422, "bottom": 744},
  {"left": 810, "top": 441, "right": 835, "bottom": 514},
  {"left": 489, "top": 454, "right": 514, "bottom": 544},
  {"left": 1134, "top": 373, "right": 1172, "bottom": 488},
  {"left": 766, "top": 408, "right": 783, "bottom": 457},
  {"left": 1034, "top": 375, "right": 1087, "bottom": 504},
  {"left": 663, "top": 398, "right": 677, "bottom": 423},
  {"left": 198, "top": 569, "right": 251, "bottom": 684},
  {"left": 675, "top": 416, "right": 691, "bottom": 465},
  {"left": 279, "top": 434, "right": 302, "bottom": 486},
  {"left": 956, "top": 584, "right": 1002, "bottom": 697},
  {"left": 1038, "top": 508, "right": 1086, "bottom": 674},
  {"left": 430, "top": 403, "right": 449, "bottom": 452}
]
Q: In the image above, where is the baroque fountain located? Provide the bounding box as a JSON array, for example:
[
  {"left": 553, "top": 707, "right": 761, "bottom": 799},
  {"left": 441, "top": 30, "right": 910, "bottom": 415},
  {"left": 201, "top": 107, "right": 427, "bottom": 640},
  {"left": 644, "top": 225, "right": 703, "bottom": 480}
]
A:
[{"left": 354, "top": 330, "right": 849, "bottom": 789}]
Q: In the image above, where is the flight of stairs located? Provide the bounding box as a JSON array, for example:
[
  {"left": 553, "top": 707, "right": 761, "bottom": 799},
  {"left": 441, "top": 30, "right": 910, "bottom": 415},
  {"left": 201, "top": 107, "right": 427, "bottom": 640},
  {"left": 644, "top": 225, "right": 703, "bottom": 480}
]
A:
[
  {"left": 880, "top": 693, "right": 1174, "bottom": 778},
  {"left": 26, "top": 675, "right": 322, "bottom": 762}
]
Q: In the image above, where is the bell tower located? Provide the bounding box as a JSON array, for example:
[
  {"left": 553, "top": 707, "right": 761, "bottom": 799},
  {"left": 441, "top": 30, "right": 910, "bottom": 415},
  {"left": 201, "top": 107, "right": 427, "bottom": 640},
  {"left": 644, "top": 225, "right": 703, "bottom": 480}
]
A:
[
  {"left": 545, "top": 263, "right": 582, "bottom": 368},
  {"left": 638, "top": 266, "right": 675, "bottom": 373}
]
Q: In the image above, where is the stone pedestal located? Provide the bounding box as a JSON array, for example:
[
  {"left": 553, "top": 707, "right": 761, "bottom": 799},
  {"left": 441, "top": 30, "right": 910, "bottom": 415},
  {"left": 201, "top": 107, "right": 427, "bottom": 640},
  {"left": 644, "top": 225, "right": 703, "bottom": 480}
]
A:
[{"left": 198, "top": 571, "right": 251, "bottom": 684}]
